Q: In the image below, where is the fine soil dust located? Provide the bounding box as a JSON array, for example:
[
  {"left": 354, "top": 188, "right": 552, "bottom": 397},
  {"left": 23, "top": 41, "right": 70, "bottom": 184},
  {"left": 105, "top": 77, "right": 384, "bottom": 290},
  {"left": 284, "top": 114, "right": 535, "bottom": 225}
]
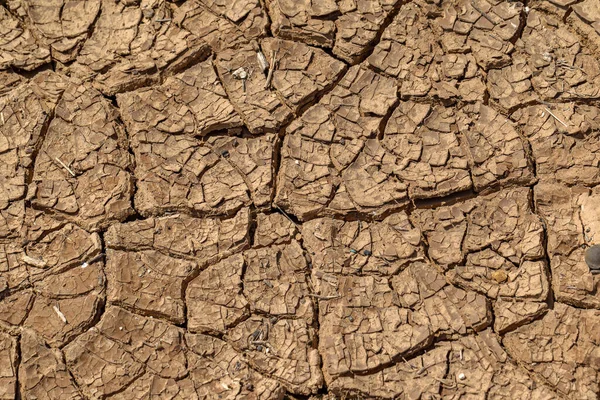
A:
[{"left": 1, "top": 0, "right": 600, "bottom": 399}]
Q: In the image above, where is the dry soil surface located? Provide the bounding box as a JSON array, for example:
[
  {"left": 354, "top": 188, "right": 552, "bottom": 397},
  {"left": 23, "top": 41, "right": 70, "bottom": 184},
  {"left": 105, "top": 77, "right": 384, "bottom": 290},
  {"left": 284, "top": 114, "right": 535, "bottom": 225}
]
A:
[{"left": 2, "top": 0, "right": 600, "bottom": 399}]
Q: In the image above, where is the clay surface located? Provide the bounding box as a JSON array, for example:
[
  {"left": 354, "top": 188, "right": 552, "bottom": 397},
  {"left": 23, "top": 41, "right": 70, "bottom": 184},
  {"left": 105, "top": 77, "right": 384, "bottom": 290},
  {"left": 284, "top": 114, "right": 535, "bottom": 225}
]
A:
[{"left": 2, "top": 0, "right": 600, "bottom": 398}]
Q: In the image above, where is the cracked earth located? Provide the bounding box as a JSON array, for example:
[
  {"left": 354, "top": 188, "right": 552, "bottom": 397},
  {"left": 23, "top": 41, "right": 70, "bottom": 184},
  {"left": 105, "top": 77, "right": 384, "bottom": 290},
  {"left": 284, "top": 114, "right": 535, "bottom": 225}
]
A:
[{"left": 2, "top": 0, "right": 600, "bottom": 399}]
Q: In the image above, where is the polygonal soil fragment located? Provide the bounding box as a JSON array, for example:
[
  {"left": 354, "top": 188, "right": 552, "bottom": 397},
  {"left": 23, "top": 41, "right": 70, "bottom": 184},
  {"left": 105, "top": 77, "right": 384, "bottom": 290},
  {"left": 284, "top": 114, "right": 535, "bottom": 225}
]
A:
[
  {"left": 0, "top": 332, "right": 17, "bottom": 400},
  {"left": 19, "top": 329, "right": 82, "bottom": 399},
  {"left": 64, "top": 306, "right": 187, "bottom": 398},
  {"left": 460, "top": 103, "right": 534, "bottom": 190},
  {"left": 535, "top": 183, "right": 600, "bottom": 308},
  {"left": 31, "top": 82, "right": 134, "bottom": 232},
  {"left": 368, "top": 2, "right": 486, "bottom": 101},
  {"left": 185, "top": 333, "right": 284, "bottom": 399},
  {"left": 0, "top": 5, "right": 50, "bottom": 70},
  {"left": 117, "top": 59, "right": 243, "bottom": 137},
  {"left": 493, "top": 299, "right": 548, "bottom": 334},
  {"left": 208, "top": 135, "right": 275, "bottom": 208},
  {"left": 302, "top": 212, "right": 423, "bottom": 276},
  {"left": 260, "top": 38, "right": 346, "bottom": 112},
  {"left": 0, "top": 71, "right": 67, "bottom": 239},
  {"left": 243, "top": 242, "right": 314, "bottom": 322},
  {"left": 226, "top": 316, "right": 323, "bottom": 395},
  {"left": 316, "top": 261, "right": 490, "bottom": 381},
  {"left": 106, "top": 249, "right": 196, "bottom": 324},
  {"left": 186, "top": 253, "right": 249, "bottom": 334},
  {"left": 105, "top": 208, "right": 250, "bottom": 262},
  {"left": 513, "top": 104, "right": 600, "bottom": 186},
  {"left": 71, "top": 0, "right": 210, "bottom": 95},
  {"left": 19, "top": 0, "right": 101, "bottom": 64},
  {"left": 382, "top": 101, "right": 472, "bottom": 198},
  {"left": 253, "top": 212, "right": 296, "bottom": 248},
  {"left": 215, "top": 45, "right": 293, "bottom": 134},
  {"left": 504, "top": 303, "right": 600, "bottom": 399},
  {"left": 412, "top": 187, "right": 545, "bottom": 269}
]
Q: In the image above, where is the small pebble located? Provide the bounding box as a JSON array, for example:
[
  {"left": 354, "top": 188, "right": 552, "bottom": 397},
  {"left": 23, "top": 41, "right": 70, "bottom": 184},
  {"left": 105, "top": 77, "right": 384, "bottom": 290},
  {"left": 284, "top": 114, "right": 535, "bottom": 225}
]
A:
[
  {"left": 458, "top": 373, "right": 466, "bottom": 380},
  {"left": 363, "top": 249, "right": 372, "bottom": 256},
  {"left": 491, "top": 270, "right": 508, "bottom": 283},
  {"left": 221, "top": 150, "right": 229, "bottom": 158},
  {"left": 142, "top": 7, "right": 154, "bottom": 19},
  {"left": 585, "top": 245, "right": 600, "bottom": 273},
  {"left": 246, "top": 383, "right": 254, "bottom": 391},
  {"left": 350, "top": 249, "right": 358, "bottom": 254}
]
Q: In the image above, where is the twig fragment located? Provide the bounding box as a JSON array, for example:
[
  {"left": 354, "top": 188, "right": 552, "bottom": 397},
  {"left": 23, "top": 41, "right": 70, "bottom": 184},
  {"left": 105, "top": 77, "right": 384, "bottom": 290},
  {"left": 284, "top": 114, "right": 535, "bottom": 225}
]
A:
[
  {"left": 275, "top": 205, "right": 299, "bottom": 229},
  {"left": 55, "top": 157, "right": 76, "bottom": 177},
  {"left": 470, "top": 1, "right": 495, "bottom": 24},
  {"left": 402, "top": 357, "right": 417, "bottom": 370},
  {"left": 53, "top": 305, "right": 68, "bottom": 324},
  {"left": 544, "top": 107, "right": 569, "bottom": 128},
  {"left": 306, "top": 293, "right": 341, "bottom": 300},
  {"left": 265, "top": 50, "right": 277, "bottom": 89}
]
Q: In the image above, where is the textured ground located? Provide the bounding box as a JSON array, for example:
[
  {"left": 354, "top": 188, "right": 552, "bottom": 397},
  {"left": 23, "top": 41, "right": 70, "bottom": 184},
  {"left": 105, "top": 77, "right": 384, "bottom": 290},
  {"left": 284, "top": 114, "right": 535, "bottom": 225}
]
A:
[{"left": 2, "top": 0, "right": 600, "bottom": 399}]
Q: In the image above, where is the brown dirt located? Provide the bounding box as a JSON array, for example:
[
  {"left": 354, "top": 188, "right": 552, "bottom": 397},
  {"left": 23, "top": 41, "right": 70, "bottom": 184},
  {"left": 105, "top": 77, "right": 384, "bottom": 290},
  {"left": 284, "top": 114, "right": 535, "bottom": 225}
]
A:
[{"left": 2, "top": 0, "right": 600, "bottom": 399}]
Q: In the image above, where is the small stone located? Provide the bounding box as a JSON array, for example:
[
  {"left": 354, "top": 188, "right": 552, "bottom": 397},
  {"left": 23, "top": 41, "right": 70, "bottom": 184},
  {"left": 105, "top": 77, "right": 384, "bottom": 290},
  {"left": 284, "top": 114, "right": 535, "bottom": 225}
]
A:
[
  {"left": 585, "top": 245, "right": 600, "bottom": 272},
  {"left": 491, "top": 270, "right": 508, "bottom": 283},
  {"left": 142, "top": 7, "right": 154, "bottom": 19},
  {"left": 363, "top": 249, "right": 372, "bottom": 256},
  {"left": 458, "top": 373, "right": 466, "bottom": 380},
  {"left": 295, "top": 233, "right": 302, "bottom": 241},
  {"left": 221, "top": 150, "right": 229, "bottom": 158}
]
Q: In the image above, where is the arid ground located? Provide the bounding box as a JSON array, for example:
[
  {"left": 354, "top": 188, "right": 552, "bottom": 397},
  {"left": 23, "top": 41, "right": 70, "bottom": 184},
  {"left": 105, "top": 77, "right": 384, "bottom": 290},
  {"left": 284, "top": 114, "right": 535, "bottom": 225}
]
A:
[{"left": 2, "top": 0, "right": 600, "bottom": 398}]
